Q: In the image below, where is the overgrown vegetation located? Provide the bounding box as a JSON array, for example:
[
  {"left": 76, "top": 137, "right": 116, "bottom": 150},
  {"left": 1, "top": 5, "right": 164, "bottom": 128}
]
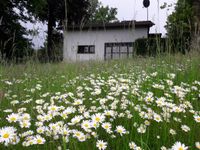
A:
[{"left": 0, "top": 53, "right": 200, "bottom": 149}]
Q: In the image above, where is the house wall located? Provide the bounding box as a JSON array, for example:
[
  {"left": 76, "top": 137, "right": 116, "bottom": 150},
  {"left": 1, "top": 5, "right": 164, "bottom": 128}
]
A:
[{"left": 63, "top": 28, "right": 148, "bottom": 61}]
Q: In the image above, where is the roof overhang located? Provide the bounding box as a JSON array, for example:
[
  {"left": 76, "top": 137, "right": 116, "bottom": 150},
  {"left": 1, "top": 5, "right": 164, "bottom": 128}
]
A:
[{"left": 60, "top": 20, "right": 154, "bottom": 31}]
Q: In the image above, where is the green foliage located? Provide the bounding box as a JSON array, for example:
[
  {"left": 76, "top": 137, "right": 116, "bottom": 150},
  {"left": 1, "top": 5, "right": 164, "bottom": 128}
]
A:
[
  {"left": 89, "top": 2, "right": 118, "bottom": 23},
  {"left": 0, "top": 54, "right": 200, "bottom": 149},
  {"left": 134, "top": 38, "right": 167, "bottom": 56},
  {"left": 24, "top": 0, "right": 91, "bottom": 62},
  {"left": 166, "top": 0, "right": 193, "bottom": 51},
  {"left": 0, "top": 0, "right": 33, "bottom": 62}
]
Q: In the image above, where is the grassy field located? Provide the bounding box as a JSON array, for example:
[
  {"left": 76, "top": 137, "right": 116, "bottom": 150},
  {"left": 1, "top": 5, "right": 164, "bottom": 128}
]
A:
[{"left": 0, "top": 53, "right": 200, "bottom": 150}]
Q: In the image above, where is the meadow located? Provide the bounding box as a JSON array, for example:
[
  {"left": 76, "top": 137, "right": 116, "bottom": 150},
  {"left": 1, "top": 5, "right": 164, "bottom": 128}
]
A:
[{"left": 0, "top": 53, "right": 200, "bottom": 150}]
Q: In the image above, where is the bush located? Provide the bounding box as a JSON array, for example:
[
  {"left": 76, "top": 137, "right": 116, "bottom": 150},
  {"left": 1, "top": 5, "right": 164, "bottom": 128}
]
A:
[
  {"left": 134, "top": 37, "right": 167, "bottom": 56},
  {"left": 134, "top": 36, "right": 190, "bottom": 56}
]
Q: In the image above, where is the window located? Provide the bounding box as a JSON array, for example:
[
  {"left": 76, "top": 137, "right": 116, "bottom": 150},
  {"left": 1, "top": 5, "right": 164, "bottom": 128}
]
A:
[
  {"left": 104, "top": 42, "right": 134, "bottom": 60},
  {"left": 78, "top": 45, "right": 95, "bottom": 54}
]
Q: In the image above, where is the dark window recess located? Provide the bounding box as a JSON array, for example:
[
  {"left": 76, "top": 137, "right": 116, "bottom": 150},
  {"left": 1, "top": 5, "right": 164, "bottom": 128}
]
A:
[{"left": 78, "top": 45, "right": 95, "bottom": 54}]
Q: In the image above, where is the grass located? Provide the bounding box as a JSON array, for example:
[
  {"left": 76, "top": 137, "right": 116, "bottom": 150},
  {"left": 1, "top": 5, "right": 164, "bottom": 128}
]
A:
[{"left": 0, "top": 53, "right": 200, "bottom": 150}]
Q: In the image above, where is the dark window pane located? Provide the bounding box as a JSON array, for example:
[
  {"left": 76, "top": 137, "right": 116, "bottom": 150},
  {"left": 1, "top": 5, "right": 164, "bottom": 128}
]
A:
[
  {"left": 78, "top": 46, "right": 85, "bottom": 53},
  {"left": 78, "top": 45, "right": 95, "bottom": 54}
]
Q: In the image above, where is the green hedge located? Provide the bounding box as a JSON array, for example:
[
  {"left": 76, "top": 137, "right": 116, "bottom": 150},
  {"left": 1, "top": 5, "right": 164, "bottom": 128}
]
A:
[{"left": 134, "top": 36, "right": 190, "bottom": 56}]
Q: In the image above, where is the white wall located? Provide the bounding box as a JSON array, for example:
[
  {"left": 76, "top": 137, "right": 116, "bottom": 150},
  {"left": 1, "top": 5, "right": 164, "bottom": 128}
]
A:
[{"left": 63, "top": 28, "right": 148, "bottom": 61}]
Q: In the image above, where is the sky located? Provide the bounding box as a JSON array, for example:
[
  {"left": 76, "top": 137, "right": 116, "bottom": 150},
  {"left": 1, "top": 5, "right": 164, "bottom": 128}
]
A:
[
  {"left": 27, "top": 0, "right": 177, "bottom": 49},
  {"left": 99, "top": 0, "right": 176, "bottom": 34}
]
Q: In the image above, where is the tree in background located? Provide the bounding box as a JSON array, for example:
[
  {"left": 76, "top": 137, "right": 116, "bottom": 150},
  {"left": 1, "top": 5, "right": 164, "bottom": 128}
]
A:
[
  {"left": 0, "top": 0, "right": 33, "bottom": 62},
  {"left": 165, "top": 0, "right": 200, "bottom": 53},
  {"left": 192, "top": 0, "right": 200, "bottom": 49},
  {"left": 28, "top": 0, "right": 117, "bottom": 62},
  {"left": 192, "top": 0, "right": 200, "bottom": 29},
  {"left": 89, "top": 1, "right": 118, "bottom": 23},
  {"left": 25, "top": 0, "right": 90, "bottom": 62},
  {"left": 0, "top": 0, "right": 118, "bottom": 63}
]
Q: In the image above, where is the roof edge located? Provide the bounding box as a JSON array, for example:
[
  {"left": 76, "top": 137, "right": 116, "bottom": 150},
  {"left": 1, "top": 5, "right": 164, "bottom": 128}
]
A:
[{"left": 59, "top": 20, "right": 155, "bottom": 31}]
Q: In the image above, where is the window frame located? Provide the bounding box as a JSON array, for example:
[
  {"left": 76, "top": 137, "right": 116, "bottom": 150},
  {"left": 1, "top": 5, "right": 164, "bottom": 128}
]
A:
[
  {"left": 77, "top": 45, "right": 95, "bottom": 54},
  {"left": 104, "top": 42, "right": 134, "bottom": 60}
]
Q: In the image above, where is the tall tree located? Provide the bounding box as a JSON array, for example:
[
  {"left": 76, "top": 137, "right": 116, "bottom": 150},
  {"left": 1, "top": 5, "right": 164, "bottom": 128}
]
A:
[
  {"left": 0, "top": 0, "right": 32, "bottom": 62},
  {"left": 166, "top": 0, "right": 193, "bottom": 53},
  {"left": 25, "top": 0, "right": 90, "bottom": 62},
  {"left": 89, "top": 1, "right": 118, "bottom": 23},
  {"left": 192, "top": 0, "right": 200, "bottom": 26},
  {"left": 192, "top": 0, "right": 200, "bottom": 49}
]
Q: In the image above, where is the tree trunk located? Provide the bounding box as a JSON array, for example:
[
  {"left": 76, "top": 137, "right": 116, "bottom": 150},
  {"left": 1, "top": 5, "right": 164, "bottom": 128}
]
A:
[
  {"left": 192, "top": 0, "right": 200, "bottom": 50},
  {"left": 47, "top": 0, "right": 54, "bottom": 62}
]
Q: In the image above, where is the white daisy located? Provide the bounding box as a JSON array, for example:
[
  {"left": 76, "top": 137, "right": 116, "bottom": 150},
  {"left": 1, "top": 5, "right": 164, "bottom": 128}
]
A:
[
  {"left": 196, "top": 142, "right": 200, "bottom": 149},
  {"left": 0, "top": 126, "right": 18, "bottom": 145},
  {"left": 181, "top": 125, "right": 190, "bottom": 132},
  {"left": 102, "top": 122, "right": 112, "bottom": 133},
  {"left": 96, "top": 140, "right": 107, "bottom": 150},
  {"left": 33, "top": 135, "right": 46, "bottom": 144},
  {"left": 6, "top": 113, "right": 19, "bottom": 123},
  {"left": 116, "top": 125, "right": 126, "bottom": 136},
  {"left": 171, "top": 141, "right": 188, "bottom": 150},
  {"left": 92, "top": 113, "right": 105, "bottom": 123},
  {"left": 194, "top": 116, "right": 200, "bottom": 123}
]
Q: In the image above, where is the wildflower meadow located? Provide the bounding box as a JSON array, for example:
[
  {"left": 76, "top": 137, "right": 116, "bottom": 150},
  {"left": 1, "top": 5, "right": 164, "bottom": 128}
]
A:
[{"left": 0, "top": 54, "right": 200, "bottom": 150}]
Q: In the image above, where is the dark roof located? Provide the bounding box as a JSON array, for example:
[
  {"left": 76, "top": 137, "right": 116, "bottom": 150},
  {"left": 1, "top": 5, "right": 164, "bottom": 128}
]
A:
[{"left": 62, "top": 20, "right": 154, "bottom": 31}]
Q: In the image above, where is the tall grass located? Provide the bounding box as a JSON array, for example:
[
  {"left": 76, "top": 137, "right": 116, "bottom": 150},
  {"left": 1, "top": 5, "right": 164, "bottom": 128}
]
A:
[{"left": 0, "top": 52, "right": 199, "bottom": 150}]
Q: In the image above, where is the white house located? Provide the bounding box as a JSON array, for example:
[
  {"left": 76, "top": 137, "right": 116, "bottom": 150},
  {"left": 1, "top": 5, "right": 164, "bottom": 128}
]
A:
[{"left": 63, "top": 20, "right": 154, "bottom": 61}]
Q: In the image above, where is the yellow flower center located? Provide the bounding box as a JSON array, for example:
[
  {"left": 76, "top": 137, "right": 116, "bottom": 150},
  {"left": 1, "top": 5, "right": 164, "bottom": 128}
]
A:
[
  {"left": 75, "top": 133, "right": 81, "bottom": 137},
  {"left": 197, "top": 117, "right": 200, "bottom": 122},
  {"left": 51, "top": 107, "right": 56, "bottom": 111},
  {"left": 84, "top": 124, "right": 89, "bottom": 128},
  {"left": 95, "top": 117, "right": 100, "bottom": 122},
  {"left": 24, "top": 116, "right": 29, "bottom": 120},
  {"left": 23, "top": 122, "right": 28, "bottom": 126},
  {"left": 11, "top": 117, "right": 16, "bottom": 121},
  {"left": 99, "top": 143, "right": 103, "bottom": 148},
  {"left": 178, "top": 147, "right": 184, "bottom": 150},
  {"left": 64, "top": 131, "right": 68, "bottom": 135},
  {"left": 37, "top": 139, "right": 42, "bottom": 144},
  {"left": 79, "top": 137, "right": 84, "bottom": 140},
  {"left": 3, "top": 133, "right": 9, "bottom": 138},
  {"left": 117, "top": 129, "right": 122, "bottom": 133}
]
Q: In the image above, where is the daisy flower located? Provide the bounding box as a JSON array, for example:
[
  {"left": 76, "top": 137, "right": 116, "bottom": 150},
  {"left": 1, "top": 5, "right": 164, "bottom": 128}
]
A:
[
  {"left": 19, "top": 120, "right": 31, "bottom": 128},
  {"left": 181, "top": 125, "right": 190, "bottom": 132},
  {"left": 33, "top": 135, "right": 46, "bottom": 144},
  {"left": 96, "top": 140, "right": 107, "bottom": 150},
  {"left": 194, "top": 116, "right": 200, "bottom": 123},
  {"left": 81, "top": 120, "right": 91, "bottom": 132},
  {"left": 102, "top": 122, "right": 112, "bottom": 133},
  {"left": 92, "top": 113, "right": 105, "bottom": 123},
  {"left": 0, "top": 126, "right": 18, "bottom": 145},
  {"left": 129, "top": 141, "right": 137, "bottom": 149},
  {"left": 116, "top": 125, "right": 126, "bottom": 136},
  {"left": 6, "top": 113, "right": 19, "bottom": 123},
  {"left": 171, "top": 141, "right": 188, "bottom": 150},
  {"left": 196, "top": 142, "right": 200, "bottom": 149}
]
